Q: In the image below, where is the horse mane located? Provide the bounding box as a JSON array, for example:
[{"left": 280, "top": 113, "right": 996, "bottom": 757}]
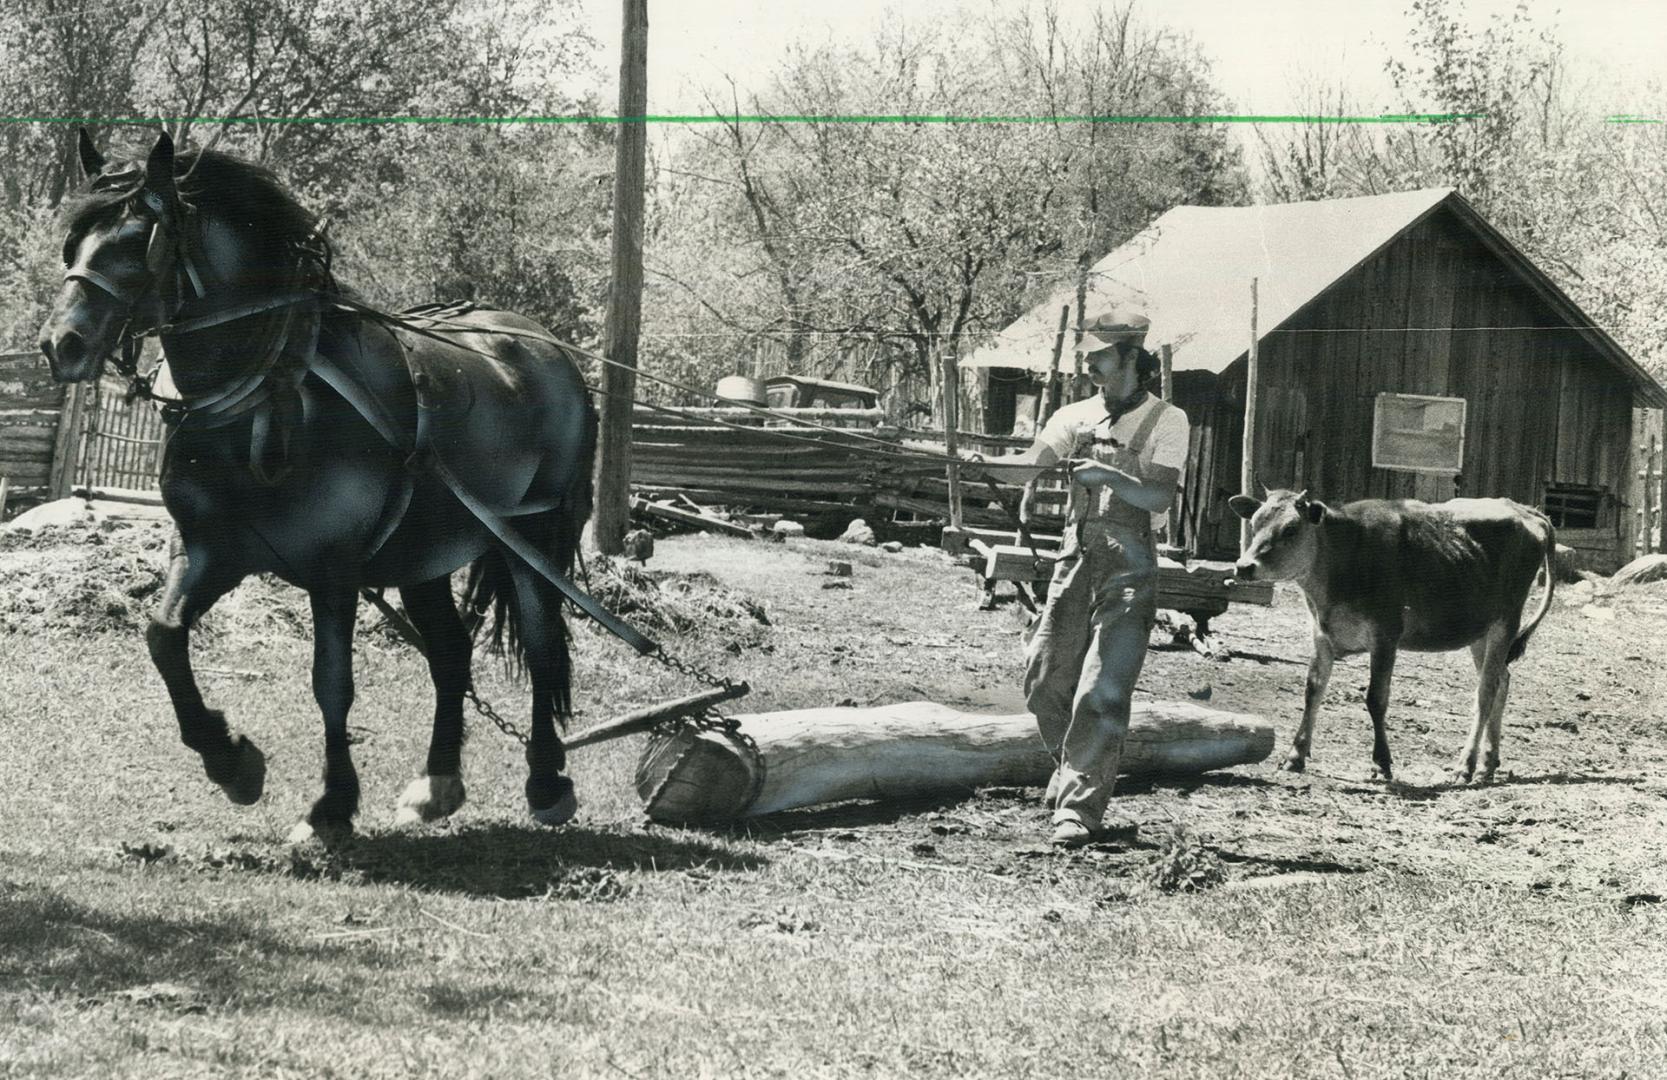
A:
[{"left": 61, "top": 147, "right": 330, "bottom": 271}]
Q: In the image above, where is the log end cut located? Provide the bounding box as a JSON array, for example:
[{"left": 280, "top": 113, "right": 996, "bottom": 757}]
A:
[{"left": 636, "top": 725, "right": 763, "bottom": 826}]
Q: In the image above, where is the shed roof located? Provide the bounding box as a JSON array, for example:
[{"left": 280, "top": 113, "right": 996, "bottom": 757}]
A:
[{"left": 963, "top": 188, "right": 1667, "bottom": 409}]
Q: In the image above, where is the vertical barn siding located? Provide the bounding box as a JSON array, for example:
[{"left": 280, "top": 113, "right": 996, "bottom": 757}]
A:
[{"left": 1189, "top": 206, "right": 1638, "bottom": 566}]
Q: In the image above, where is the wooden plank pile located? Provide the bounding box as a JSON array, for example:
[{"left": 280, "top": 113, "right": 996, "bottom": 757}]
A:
[
  {"left": 629, "top": 413, "right": 891, "bottom": 522},
  {"left": 940, "top": 524, "right": 1275, "bottom": 656}
]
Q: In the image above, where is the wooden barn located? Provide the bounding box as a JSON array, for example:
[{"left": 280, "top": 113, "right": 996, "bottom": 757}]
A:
[{"left": 963, "top": 188, "right": 1667, "bottom": 572}]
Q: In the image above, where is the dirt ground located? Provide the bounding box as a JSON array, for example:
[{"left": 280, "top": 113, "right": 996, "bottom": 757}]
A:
[
  {"left": 4, "top": 512, "right": 1667, "bottom": 1077},
  {"left": 4, "top": 512, "right": 1665, "bottom": 904},
  {"left": 637, "top": 530, "right": 1667, "bottom": 906}
]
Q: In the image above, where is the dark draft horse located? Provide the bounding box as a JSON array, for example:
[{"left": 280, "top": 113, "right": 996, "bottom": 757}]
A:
[{"left": 38, "top": 130, "right": 598, "bottom": 841}]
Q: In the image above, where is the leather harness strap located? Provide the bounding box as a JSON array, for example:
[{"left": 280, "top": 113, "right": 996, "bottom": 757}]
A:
[
  {"left": 71, "top": 184, "right": 656, "bottom": 656},
  {"left": 306, "top": 345, "right": 659, "bottom": 657}
]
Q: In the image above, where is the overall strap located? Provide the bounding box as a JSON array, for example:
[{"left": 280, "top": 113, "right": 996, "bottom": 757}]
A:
[{"left": 1125, "top": 397, "right": 1171, "bottom": 457}]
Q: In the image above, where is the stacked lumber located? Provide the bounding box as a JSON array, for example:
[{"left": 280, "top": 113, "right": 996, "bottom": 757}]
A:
[
  {"left": 939, "top": 525, "right": 1274, "bottom": 620},
  {"left": 629, "top": 495, "right": 754, "bottom": 538},
  {"left": 629, "top": 418, "right": 891, "bottom": 519},
  {"left": 868, "top": 456, "right": 1069, "bottom": 535}
]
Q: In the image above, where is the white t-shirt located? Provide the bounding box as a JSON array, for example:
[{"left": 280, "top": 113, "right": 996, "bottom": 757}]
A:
[{"left": 1035, "top": 393, "right": 1191, "bottom": 526}]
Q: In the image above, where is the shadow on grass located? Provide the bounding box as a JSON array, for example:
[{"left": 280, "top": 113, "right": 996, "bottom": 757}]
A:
[
  {"left": 0, "top": 882, "right": 373, "bottom": 1011},
  {"left": 333, "top": 823, "right": 767, "bottom": 898},
  {"left": 1114, "top": 771, "right": 1282, "bottom": 796},
  {"left": 1368, "top": 771, "right": 1640, "bottom": 801},
  {"left": 1216, "top": 649, "right": 1309, "bottom": 667},
  {"left": 1212, "top": 850, "right": 1364, "bottom": 876},
  {"left": 727, "top": 793, "right": 971, "bottom": 840}
]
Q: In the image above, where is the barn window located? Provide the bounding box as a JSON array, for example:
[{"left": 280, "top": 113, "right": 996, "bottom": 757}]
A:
[
  {"left": 1371, "top": 393, "right": 1466, "bottom": 474},
  {"left": 1543, "top": 483, "right": 1604, "bottom": 530}
]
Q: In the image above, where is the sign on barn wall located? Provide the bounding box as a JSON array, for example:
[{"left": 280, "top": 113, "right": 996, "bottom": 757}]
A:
[{"left": 1372, "top": 392, "right": 1467, "bottom": 475}]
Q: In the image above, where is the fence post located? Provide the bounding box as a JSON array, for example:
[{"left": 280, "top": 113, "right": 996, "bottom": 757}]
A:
[
  {"left": 48, "top": 383, "right": 89, "bottom": 500},
  {"left": 1642, "top": 434, "right": 1656, "bottom": 558},
  {"left": 1239, "top": 278, "right": 1260, "bottom": 554},
  {"left": 1658, "top": 427, "right": 1667, "bottom": 555}
]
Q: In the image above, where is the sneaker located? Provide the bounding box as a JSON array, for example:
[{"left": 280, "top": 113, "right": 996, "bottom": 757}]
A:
[{"left": 1050, "top": 819, "right": 1094, "bottom": 849}]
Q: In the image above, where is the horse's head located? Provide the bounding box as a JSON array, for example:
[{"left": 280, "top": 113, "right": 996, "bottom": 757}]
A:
[{"left": 37, "top": 130, "right": 199, "bottom": 382}]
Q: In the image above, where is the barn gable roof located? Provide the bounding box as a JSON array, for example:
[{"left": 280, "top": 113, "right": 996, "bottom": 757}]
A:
[{"left": 964, "top": 188, "right": 1667, "bottom": 409}]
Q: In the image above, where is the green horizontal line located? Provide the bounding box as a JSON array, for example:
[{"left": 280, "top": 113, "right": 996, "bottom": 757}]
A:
[
  {"left": 1606, "top": 114, "right": 1662, "bottom": 124},
  {"left": 1, "top": 112, "right": 1487, "bottom": 126}
]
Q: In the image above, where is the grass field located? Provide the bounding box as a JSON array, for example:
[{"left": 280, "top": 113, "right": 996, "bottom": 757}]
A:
[{"left": 2, "top": 518, "right": 1665, "bottom": 1078}]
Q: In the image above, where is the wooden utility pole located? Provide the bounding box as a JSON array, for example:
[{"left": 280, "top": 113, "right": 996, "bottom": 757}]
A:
[
  {"left": 592, "top": 0, "right": 649, "bottom": 556},
  {"left": 1659, "top": 429, "right": 1667, "bottom": 554},
  {"left": 1240, "top": 277, "right": 1260, "bottom": 554},
  {"left": 941, "top": 346, "right": 963, "bottom": 530},
  {"left": 1041, "top": 304, "right": 1069, "bottom": 423},
  {"left": 1160, "top": 342, "right": 1178, "bottom": 549},
  {"left": 1071, "top": 251, "right": 1092, "bottom": 388}
]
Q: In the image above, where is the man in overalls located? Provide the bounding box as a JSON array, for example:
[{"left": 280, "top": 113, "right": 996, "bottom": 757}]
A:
[{"left": 994, "top": 309, "right": 1191, "bottom": 847}]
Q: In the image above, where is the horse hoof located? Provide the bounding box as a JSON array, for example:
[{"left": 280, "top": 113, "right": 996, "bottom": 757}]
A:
[
  {"left": 528, "top": 777, "right": 578, "bottom": 827},
  {"left": 288, "top": 819, "right": 354, "bottom": 848},
  {"left": 217, "top": 735, "right": 266, "bottom": 806},
  {"left": 393, "top": 774, "right": 467, "bottom": 827},
  {"left": 1278, "top": 753, "right": 1307, "bottom": 774}
]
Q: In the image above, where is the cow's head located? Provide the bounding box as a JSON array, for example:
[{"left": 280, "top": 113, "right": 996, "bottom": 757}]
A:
[{"left": 1228, "top": 488, "right": 1328, "bottom": 582}]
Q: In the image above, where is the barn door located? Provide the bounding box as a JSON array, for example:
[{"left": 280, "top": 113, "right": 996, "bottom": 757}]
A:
[{"left": 73, "top": 374, "right": 165, "bottom": 495}]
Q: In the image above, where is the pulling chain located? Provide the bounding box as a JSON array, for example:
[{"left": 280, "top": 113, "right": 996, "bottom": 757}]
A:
[
  {"left": 465, "top": 685, "right": 532, "bottom": 747},
  {"left": 461, "top": 635, "right": 748, "bottom": 750},
  {"left": 644, "top": 644, "right": 760, "bottom": 786}
]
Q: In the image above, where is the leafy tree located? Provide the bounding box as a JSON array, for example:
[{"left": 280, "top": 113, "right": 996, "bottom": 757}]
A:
[
  {"left": 646, "top": 1, "right": 1248, "bottom": 418},
  {"left": 0, "top": 0, "right": 607, "bottom": 352}
]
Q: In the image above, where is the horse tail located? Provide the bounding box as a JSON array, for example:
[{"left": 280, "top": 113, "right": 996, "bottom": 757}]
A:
[
  {"left": 458, "top": 398, "right": 598, "bottom": 722},
  {"left": 1507, "top": 508, "right": 1556, "bottom": 665}
]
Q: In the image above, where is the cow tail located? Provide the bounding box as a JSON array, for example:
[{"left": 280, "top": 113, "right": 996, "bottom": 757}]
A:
[{"left": 1508, "top": 511, "right": 1556, "bottom": 664}]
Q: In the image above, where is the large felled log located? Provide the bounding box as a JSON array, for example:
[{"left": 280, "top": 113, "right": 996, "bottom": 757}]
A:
[{"left": 635, "top": 700, "right": 1273, "bottom": 825}]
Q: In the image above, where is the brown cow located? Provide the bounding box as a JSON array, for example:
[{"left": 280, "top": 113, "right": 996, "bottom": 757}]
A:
[{"left": 1229, "top": 490, "right": 1555, "bottom": 784}]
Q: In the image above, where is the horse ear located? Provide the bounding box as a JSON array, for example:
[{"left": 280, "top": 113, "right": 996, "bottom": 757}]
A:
[
  {"left": 1303, "top": 499, "right": 1326, "bottom": 525},
  {"left": 77, "top": 128, "right": 106, "bottom": 178},
  {"left": 143, "top": 130, "right": 177, "bottom": 202},
  {"left": 1227, "top": 494, "right": 1262, "bottom": 521}
]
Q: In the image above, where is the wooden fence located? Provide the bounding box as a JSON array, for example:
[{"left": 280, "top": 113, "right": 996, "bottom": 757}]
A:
[{"left": 0, "top": 350, "right": 64, "bottom": 508}]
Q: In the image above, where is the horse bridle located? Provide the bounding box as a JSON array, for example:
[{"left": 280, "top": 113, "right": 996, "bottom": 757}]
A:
[
  {"left": 62, "top": 187, "right": 206, "bottom": 341},
  {"left": 61, "top": 182, "right": 314, "bottom": 418}
]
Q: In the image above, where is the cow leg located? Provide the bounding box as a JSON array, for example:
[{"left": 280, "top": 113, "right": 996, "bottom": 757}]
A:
[
  {"left": 1481, "top": 663, "right": 1511, "bottom": 783},
  {"left": 1454, "top": 625, "right": 1511, "bottom": 784},
  {"left": 393, "top": 575, "right": 470, "bottom": 825},
  {"left": 1282, "top": 634, "right": 1335, "bottom": 772},
  {"left": 1478, "top": 623, "right": 1513, "bottom": 783},
  {"left": 1366, "top": 644, "right": 1397, "bottom": 782},
  {"left": 1454, "top": 635, "right": 1497, "bottom": 782}
]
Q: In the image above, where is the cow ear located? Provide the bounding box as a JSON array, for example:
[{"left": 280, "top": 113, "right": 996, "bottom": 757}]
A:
[
  {"left": 143, "top": 130, "right": 177, "bottom": 203},
  {"left": 77, "top": 128, "right": 106, "bottom": 178},
  {"left": 1303, "top": 499, "right": 1326, "bottom": 524},
  {"left": 1227, "top": 494, "right": 1261, "bottom": 521}
]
